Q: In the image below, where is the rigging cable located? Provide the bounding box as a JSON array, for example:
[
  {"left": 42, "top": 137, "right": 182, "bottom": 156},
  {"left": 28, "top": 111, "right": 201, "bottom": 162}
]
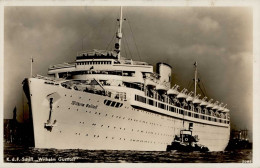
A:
[
  {"left": 121, "top": 34, "right": 128, "bottom": 58},
  {"left": 106, "top": 20, "right": 118, "bottom": 50},
  {"left": 198, "top": 72, "right": 208, "bottom": 97},
  {"left": 187, "top": 81, "right": 192, "bottom": 91},
  {"left": 122, "top": 29, "right": 133, "bottom": 59},
  {"left": 106, "top": 32, "right": 116, "bottom": 51},
  {"left": 197, "top": 83, "right": 206, "bottom": 97},
  {"left": 125, "top": 11, "right": 142, "bottom": 61}
]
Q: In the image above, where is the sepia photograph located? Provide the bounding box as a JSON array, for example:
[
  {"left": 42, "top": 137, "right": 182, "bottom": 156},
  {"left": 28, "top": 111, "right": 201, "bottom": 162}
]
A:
[{"left": 1, "top": 0, "right": 259, "bottom": 167}]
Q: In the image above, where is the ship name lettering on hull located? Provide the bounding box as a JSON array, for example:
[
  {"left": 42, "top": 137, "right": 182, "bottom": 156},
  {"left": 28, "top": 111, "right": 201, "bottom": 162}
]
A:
[{"left": 71, "top": 101, "right": 98, "bottom": 109}]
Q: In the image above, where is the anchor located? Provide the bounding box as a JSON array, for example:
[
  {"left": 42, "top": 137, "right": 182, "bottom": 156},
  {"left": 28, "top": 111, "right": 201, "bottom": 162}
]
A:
[{"left": 44, "top": 95, "right": 58, "bottom": 132}]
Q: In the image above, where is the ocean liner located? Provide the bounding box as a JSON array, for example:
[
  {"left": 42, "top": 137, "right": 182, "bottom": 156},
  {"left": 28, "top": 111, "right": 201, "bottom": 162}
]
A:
[{"left": 23, "top": 7, "right": 230, "bottom": 151}]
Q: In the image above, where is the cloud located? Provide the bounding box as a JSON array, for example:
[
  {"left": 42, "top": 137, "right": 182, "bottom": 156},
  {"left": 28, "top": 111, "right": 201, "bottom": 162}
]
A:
[{"left": 198, "top": 16, "right": 220, "bottom": 32}]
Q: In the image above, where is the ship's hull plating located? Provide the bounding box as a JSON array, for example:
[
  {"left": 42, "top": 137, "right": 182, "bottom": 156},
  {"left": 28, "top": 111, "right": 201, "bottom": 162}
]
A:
[{"left": 27, "top": 78, "right": 230, "bottom": 151}]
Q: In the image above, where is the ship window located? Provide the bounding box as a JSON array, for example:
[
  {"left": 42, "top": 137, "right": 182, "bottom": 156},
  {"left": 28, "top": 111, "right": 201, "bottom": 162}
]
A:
[
  {"left": 115, "top": 102, "right": 120, "bottom": 108},
  {"left": 188, "top": 112, "right": 191, "bottom": 116},
  {"left": 208, "top": 117, "right": 211, "bottom": 121},
  {"left": 158, "top": 103, "right": 165, "bottom": 109},
  {"left": 184, "top": 111, "right": 187, "bottom": 115},
  {"left": 148, "top": 99, "right": 153, "bottom": 106},
  {"left": 105, "top": 100, "right": 112, "bottom": 106},
  {"left": 111, "top": 101, "right": 116, "bottom": 107},
  {"left": 179, "top": 110, "right": 183, "bottom": 115}
]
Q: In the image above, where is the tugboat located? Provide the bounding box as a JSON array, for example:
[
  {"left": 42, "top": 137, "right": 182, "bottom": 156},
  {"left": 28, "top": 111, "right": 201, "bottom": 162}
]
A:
[{"left": 166, "top": 123, "right": 209, "bottom": 152}]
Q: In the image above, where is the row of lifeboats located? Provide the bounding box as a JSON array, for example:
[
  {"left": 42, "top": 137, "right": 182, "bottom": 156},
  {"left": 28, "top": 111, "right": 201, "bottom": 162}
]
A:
[{"left": 145, "top": 82, "right": 230, "bottom": 113}]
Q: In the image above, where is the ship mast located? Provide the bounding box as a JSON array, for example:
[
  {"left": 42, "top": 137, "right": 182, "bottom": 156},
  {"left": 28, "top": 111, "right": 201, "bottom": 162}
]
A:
[
  {"left": 115, "top": 6, "right": 123, "bottom": 60},
  {"left": 194, "top": 61, "right": 198, "bottom": 97}
]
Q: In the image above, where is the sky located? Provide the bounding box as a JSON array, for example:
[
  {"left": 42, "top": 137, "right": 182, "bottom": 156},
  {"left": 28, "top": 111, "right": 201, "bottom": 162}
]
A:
[{"left": 3, "top": 6, "right": 252, "bottom": 137}]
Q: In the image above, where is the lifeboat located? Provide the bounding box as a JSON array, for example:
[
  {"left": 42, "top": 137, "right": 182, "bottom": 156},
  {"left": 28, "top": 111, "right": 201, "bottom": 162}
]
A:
[
  {"left": 144, "top": 78, "right": 157, "bottom": 87},
  {"left": 167, "top": 88, "right": 179, "bottom": 95},
  {"left": 206, "top": 103, "right": 214, "bottom": 108},
  {"left": 223, "top": 108, "right": 230, "bottom": 113},
  {"left": 177, "top": 92, "right": 187, "bottom": 99},
  {"left": 192, "top": 98, "right": 201, "bottom": 104},
  {"left": 156, "top": 84, "right": 168, "bottom": 91},
  {"left": 212, "top": 105, "right": 219, "bottom": 110},
  {"left": 200, "top": 101, "right": 209, "bottom": 106},
  {"left": 186, "top": 96, "right": 193, "bottom": 102}
]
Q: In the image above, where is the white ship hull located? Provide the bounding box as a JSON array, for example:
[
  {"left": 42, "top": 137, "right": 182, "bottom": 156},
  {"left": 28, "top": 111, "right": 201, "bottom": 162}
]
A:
[{"left": 27, "top": 77, "right": 230, "bottom": 151}]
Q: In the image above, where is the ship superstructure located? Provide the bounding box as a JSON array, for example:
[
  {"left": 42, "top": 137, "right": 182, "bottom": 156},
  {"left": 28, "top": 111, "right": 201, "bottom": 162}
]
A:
[{"left": 23, "top": 7, "right": 230, "bottom": 151}]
